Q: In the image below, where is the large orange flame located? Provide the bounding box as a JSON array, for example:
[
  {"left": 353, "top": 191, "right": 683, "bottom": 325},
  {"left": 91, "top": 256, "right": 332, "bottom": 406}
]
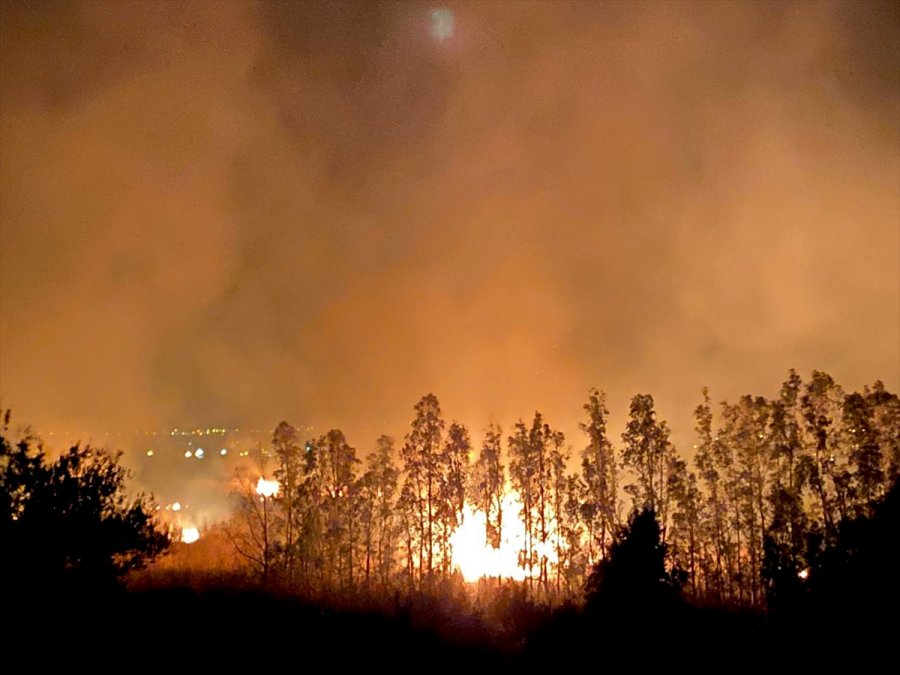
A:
[{"left": 450, "top": 492, "right": 560, "bottom": 583}]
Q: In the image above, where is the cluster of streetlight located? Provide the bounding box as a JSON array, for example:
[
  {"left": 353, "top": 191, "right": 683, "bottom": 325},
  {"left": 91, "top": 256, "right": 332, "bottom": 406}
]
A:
[
  {"left": 144, "top": 446, "right": 284, "bottom": 459},
  {"left": 145, "top": 447, "right": 232, "bottom": 458}
]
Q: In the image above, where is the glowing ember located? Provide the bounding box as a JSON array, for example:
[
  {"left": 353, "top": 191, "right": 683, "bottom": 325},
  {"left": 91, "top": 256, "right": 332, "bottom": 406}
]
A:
[
  {"left": 181, "top": 526, "right": 200, "bottom": 544},
  {"left": 450, "top": 492, "right": 560, "bottom": 582},
  {"left": 255, "top": 477, "right": 280, "bottom": 498}
]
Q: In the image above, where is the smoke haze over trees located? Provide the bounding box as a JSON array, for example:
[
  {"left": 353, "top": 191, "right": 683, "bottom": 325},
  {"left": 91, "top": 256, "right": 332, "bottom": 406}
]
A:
[{"left": 1, "top": 1, "right": 897, "bottom": 448}]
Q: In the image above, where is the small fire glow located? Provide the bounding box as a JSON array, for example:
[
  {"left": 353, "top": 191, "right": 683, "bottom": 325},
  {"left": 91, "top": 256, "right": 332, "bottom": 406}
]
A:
[
  {"left": 255, "top": 477, "right": 280, "bottom": 498},
  {"left": 798, "top": 568, "right": 809, "bottom": 580},
  {"left": 181, "top": 526, "right": 200, "bottom": 544}
]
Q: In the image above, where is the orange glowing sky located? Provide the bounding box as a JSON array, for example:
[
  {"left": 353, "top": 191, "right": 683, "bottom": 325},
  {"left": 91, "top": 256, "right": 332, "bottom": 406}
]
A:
[{"left": 1, "top": 1, "right": 898, "bottom": 457}]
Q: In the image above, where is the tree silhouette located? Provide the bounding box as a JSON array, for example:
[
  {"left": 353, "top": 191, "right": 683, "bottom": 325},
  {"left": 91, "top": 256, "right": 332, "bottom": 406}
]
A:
[
  {"left": 621, "top": 394, "right": 676, "bottom": 532},
  {"left": 400, "top": 394, "right": 446, "bottom": 587},
  {"left": 580, "top": 388, "right": 619, "bottom": 563},
  {"left": 469, "top": 422, "right": 505, "bottom": 550},
  {"left": 272, "top": 420, "right": 303, "bottom": 586},
  {"left": 359, "top": 434, "right": 399, "bottom": 591},
  {"left": 585, "top": 508, "right": 682, "bottom": 610},
  {"left": 1, "top": 417, "right": 169, "bottom": 592}
]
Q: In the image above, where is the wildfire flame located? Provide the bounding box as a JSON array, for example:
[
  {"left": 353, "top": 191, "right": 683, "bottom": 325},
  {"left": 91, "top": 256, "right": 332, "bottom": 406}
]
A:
[
  {"left": 181, "top": 526, "right": 200, "bottom": 544},
  {"left": 450, "top": 492, "right": 560, "bottom": 583},
  {"left": 255, "top": 477, "right": 280, "bottom": 498}
]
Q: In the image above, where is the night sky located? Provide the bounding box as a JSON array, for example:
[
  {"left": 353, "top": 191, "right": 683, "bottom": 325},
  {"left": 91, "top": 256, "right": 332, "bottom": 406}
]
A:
[{"left": 1, "top": 1, "right": 898, "bottom": 451}]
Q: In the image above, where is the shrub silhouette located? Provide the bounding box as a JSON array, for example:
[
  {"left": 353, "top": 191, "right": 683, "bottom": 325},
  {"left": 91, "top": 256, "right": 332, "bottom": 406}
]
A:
[
  {"left": 1, "top": 418, "right": 169, "bottom": 592},
  {"left": 585, "top": 507, "right": 682, "bottom": 610}
]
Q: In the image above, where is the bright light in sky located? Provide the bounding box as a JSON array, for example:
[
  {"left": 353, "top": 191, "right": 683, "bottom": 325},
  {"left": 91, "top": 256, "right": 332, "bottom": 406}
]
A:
[{"left": 430, "top": 8, "right": 454, "bottom": 42}]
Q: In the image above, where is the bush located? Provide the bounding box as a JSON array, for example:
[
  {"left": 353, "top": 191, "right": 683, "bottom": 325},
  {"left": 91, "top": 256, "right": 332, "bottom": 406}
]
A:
[{"left": 1, "top": 414, "right": 169, "bottom": 592}]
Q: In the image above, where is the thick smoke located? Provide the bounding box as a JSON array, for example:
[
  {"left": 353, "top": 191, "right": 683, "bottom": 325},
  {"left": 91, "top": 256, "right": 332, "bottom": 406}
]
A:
[{"left": 2, "top": 1, "right": 897, "bottom": 459}]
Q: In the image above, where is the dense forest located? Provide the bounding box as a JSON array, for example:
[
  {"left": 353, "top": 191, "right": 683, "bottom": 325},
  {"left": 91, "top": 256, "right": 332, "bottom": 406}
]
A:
[{"left": 218, "top": 369, "right": 899, "bottom": 608}]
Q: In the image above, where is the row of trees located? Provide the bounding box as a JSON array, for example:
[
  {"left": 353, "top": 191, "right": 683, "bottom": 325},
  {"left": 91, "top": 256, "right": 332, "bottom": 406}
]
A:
[{"left": 227, "top": 370, "right": 898, "bottom": 606}]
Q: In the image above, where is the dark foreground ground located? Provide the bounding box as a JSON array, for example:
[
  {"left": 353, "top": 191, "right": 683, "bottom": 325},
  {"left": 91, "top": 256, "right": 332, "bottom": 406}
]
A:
[
  {"left": 9, "top": 485, "right": 897, "bottom": 671},
  {"left": 7, "top": 579, "right": 895, "bottom": 673}
]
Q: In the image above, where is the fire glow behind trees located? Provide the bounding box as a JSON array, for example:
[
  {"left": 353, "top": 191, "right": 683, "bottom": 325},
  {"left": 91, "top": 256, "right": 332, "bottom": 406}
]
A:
[{"left": 218, "top": 377, "right": 898, "bottom": 603}]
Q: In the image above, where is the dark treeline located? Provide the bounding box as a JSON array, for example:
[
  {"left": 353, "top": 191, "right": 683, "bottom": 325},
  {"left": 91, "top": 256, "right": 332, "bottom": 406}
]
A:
[
  {"left": 3, "top": 371, "right": 898, "bottom": 668},
  {"left": 223, "top": 369, "right": 899, "bottom": 608},
  {"left": 525, "top": 476, "right": 900, "bottom": 669}
]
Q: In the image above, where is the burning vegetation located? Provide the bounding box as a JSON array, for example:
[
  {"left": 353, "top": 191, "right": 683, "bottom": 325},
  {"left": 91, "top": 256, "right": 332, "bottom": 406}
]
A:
[{"left": 184, "top": 370, "right": 900, "bottom": 610}]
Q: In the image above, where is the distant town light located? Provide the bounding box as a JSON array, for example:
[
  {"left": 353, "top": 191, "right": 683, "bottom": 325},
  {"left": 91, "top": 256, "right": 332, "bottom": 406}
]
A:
[
  {"left": 430, "top": 8, "right": 455, "bottom": 42},
  {"left": 184, "top": 450, "right": 193, "bottom": 458},
  {"left": 195, "top": 448, "right": 205, "bottom": 459},
  {"left": 798, "top": 568, "right": 809, "bottom": 580},
  {"left": 220, "top": 448, "right": 227, "bottom": 456},
  {"left": 146, "top": 449, "right": 154, "bottom": 457},
  {"left": 172, "top": 501, "right": 182, "bottom": 512}
]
